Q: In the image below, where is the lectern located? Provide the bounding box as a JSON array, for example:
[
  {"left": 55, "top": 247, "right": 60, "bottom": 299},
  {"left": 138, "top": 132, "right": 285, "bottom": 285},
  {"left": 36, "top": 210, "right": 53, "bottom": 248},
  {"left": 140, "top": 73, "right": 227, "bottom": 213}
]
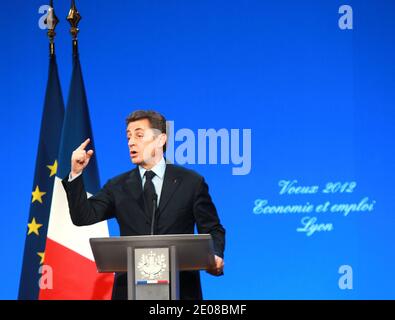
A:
[{"left": 90, "top": 234, "right": 215, "bottom": 300}]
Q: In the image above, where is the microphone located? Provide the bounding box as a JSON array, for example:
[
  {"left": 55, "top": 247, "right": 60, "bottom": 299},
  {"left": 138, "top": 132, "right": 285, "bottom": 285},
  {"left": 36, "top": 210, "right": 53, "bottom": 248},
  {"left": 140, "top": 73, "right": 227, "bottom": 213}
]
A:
[{"left": 150, "top": 193, "right": 158, "bottom": 235}]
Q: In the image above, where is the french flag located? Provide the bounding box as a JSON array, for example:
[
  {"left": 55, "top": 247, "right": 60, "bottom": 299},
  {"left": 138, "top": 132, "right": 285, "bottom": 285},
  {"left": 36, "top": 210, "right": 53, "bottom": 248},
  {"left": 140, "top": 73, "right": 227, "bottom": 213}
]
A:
[{"left": 39, "top": 48, "right": 114, "bottom": 300}]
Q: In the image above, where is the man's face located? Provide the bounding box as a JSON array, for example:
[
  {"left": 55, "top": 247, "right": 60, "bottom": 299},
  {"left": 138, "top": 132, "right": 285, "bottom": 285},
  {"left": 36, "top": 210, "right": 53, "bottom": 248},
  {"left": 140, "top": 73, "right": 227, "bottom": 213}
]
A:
[{"left": 126, "top": 119, "right": 165, "bottom": 167}]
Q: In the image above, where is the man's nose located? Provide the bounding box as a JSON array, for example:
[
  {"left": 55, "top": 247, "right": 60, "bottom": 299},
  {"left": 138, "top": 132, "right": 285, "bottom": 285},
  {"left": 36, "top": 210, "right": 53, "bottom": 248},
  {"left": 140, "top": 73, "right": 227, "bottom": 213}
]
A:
[{"left": 128, "top": 137, "right": 135, "bottom": 147}]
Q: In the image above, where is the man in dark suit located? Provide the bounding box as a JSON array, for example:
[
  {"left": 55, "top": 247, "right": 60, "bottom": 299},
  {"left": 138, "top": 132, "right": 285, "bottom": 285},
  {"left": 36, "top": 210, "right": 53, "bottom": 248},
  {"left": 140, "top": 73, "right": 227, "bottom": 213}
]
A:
[{"left": 62, "top": 110, "right": 225, "bottom": 300}]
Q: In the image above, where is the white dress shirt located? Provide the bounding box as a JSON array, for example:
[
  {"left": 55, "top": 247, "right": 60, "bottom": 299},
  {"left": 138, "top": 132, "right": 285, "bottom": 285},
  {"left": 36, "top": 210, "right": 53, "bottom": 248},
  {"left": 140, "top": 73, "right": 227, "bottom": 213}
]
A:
[{"left": 138, "top": 157, "right": 166, "bottom": 204}]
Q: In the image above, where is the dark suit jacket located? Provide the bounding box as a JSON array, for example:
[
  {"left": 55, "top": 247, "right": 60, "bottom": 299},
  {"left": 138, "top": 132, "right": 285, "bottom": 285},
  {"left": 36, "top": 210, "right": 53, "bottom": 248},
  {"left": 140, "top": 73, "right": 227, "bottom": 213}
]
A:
[{"left": 62, "top": 163, "right": 225, "bottom": 300}]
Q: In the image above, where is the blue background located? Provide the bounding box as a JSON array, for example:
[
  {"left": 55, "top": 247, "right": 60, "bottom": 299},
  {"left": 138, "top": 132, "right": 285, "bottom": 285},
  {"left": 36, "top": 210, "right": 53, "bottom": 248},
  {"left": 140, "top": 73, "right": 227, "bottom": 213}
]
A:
[{"left": 1, "top": 0, "right": 395, "bottom": 299}]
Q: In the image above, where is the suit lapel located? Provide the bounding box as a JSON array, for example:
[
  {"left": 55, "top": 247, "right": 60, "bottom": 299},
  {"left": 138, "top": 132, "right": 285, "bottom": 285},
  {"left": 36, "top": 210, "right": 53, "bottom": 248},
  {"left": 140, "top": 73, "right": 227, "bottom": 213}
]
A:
[
  {"left": 158, "top": 164, "right": 182, "bottom": 217},
  {"left": 124, "top": 167, "right": 150, "bottom": 223}
]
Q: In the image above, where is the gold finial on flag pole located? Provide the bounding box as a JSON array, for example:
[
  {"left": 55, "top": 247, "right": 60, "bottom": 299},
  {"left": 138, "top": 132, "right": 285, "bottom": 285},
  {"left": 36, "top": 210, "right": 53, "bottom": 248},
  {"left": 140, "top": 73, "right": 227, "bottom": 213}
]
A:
[
  {"left": 67, "top": 0, "right": 82, "bottom": 56},
  {"left": 45, "top": 0, "right": 59, "bottom": 56}
]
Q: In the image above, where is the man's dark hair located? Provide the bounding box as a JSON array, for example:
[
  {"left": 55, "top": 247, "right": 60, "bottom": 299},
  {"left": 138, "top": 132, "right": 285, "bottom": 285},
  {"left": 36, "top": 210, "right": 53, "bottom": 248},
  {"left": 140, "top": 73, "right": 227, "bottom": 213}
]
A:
[{"left": 126, "top": 110, "right": 167, "bottom": 152}]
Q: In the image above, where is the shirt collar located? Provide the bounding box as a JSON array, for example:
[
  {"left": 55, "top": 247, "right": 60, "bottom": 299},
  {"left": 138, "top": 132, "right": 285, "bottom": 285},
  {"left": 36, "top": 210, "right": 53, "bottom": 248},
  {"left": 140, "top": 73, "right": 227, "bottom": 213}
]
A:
[{"left": 139, "top": 157, "right": 166, "bottom": 180}]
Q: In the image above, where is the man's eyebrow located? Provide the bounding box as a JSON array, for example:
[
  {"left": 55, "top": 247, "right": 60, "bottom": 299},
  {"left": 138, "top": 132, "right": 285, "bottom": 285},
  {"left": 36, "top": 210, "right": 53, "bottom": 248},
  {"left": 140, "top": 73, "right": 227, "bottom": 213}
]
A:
[{"left": 126, "top": 127, "right": 144, "bottom": 133}]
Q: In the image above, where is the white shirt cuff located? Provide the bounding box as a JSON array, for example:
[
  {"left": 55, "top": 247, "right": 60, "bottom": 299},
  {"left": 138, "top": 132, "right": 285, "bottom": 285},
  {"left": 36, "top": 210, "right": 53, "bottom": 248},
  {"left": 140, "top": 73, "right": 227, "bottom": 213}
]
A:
[{"left": 68, "top": 172, "right": 82, "bottom": 182}]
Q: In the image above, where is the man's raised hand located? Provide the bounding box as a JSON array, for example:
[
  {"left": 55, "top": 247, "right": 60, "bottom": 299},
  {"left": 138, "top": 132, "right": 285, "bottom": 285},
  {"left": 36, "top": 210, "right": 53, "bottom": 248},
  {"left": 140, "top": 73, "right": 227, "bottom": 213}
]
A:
[{"left": 71, "top": 138, "right": 94, "bottom": 178}]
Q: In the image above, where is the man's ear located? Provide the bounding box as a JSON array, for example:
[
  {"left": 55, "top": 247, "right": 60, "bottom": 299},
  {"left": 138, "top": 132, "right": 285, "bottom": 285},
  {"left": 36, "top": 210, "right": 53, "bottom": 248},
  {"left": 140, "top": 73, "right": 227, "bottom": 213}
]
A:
[{"left": 159, "top": 133, "right": 167, "bottom": 149}]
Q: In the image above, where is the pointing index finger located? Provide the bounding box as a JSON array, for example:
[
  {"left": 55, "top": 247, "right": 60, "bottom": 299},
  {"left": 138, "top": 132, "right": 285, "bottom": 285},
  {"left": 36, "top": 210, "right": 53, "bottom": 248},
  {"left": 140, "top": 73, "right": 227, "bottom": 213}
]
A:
[{"left": 78, "top": 138, "right": 91, "bottom": 150}]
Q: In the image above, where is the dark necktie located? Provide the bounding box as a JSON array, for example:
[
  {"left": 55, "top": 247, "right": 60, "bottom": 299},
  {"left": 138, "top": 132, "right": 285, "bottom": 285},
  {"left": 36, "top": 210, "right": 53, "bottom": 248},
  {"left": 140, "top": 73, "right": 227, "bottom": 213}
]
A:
[{"left": 143, "top": 170, "right": 157, "bottom": 232}]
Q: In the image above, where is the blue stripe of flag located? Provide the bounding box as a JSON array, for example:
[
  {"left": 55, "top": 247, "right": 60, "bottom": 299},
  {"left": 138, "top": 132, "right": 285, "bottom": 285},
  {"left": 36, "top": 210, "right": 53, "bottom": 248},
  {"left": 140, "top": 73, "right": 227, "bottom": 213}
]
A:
[{"left": 57, "top": 53, "right": 100, "bottom": 194}]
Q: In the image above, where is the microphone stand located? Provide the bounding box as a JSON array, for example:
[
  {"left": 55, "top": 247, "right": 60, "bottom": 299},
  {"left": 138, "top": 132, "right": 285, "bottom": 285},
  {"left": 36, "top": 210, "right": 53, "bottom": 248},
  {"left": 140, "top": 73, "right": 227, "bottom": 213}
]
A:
[{"left": 150, "top": 193, "right": 158, "bottom": 235}]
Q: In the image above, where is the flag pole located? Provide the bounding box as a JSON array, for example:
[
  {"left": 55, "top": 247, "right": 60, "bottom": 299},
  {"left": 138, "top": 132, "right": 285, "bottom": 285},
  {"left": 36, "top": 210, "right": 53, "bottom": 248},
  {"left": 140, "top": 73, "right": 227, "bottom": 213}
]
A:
[
  {"left": 46, "top": 0, "right": 59, "bottom": 57},
  {"left": 67, "top": 0, "right": 81, "bottom": 57}
]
